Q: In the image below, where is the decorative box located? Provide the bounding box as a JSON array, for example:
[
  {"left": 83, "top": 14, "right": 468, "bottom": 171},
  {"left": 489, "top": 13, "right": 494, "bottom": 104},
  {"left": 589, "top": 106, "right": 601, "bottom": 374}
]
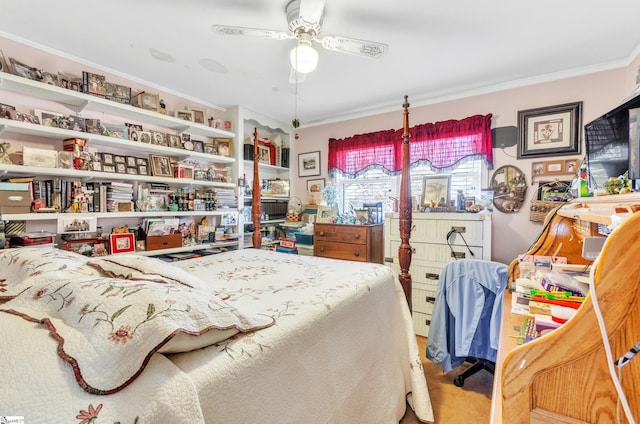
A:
[
  {"left": 279, "top": 238, "right": 296, "bottom": 249},
  {"left": 145, "top": 233, "right": 182, "bottom": 251}
]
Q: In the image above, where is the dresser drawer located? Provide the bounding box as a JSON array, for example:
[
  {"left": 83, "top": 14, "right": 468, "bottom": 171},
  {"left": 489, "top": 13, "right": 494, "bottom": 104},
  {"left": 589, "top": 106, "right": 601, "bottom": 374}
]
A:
[
  {"left": 315, "top": 224, "right": 368, "bottom": 245},
  {"left": 412, "top": 311, "right": 431, "bottom": 337},
  {"left": 314, "top": 241, "right": 368, "bottom": 262},
  {"left": 390, "top": 240, "right": 483, "bottom": 267}
]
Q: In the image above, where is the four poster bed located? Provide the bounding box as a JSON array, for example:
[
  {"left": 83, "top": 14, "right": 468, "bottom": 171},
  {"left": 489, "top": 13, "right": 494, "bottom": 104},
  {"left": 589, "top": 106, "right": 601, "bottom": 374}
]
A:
[{"left": 0, "top": 97, "right": 432, "bottom": 423}]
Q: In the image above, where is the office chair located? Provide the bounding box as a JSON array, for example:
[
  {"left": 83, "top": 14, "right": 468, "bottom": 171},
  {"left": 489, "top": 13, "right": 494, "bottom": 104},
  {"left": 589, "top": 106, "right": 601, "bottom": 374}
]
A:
[{"left": 426, "top": 259, "right": 508, "bottom": 387}]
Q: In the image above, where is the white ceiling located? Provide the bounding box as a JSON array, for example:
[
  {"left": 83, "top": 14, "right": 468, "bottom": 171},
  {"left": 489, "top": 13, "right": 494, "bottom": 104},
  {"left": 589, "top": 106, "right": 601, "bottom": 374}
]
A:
[{"left": 2, "top": 0, "right": 640, "bottom": 127}]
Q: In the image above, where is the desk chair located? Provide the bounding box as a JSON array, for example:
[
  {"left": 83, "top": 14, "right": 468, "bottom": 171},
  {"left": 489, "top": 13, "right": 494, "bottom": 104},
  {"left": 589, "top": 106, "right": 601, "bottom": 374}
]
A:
[{"left": 426, "top": 259, "right": 508, "bottom": 387}]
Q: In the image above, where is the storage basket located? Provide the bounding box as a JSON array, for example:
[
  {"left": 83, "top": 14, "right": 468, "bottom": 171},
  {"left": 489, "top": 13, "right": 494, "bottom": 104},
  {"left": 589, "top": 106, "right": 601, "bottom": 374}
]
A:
[{"left": 529, "top": 200, "right": 564, "bottom": 222}]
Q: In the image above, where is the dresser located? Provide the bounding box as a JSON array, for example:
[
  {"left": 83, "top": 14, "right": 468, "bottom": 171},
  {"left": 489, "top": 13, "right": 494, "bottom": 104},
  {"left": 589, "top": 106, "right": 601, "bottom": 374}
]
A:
[
  {"left": 384, "top": 212, "right": 492, "bottom": 336},
  {"left": 313, "top": 223, "right": 383, "bottom": 263}
]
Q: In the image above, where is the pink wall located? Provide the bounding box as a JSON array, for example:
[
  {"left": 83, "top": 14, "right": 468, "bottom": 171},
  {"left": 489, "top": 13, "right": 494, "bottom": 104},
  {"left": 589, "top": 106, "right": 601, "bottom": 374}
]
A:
[{"left": 295, "top": 67, "right": 633, "bottom": 264}]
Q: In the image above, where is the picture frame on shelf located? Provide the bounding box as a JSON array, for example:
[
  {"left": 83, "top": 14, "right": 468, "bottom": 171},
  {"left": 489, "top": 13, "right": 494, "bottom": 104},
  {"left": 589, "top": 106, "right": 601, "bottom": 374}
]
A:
[
  {"left": 126, "top": 156, "right": 137, "bottom": 168},
  {"left": 151, "top": 131, "right": 166, "bottom": 146},
  {"left": 215, "top": 138, "right": 232, "bottom": 157},
  {"left": 565, "top": 159, "right": 578, "bottom": 174},
  {"left": 103, "top": 164, "right": 116, "bottom": 173},
  {"left": 57, "top": 216, "right": 97, "bottom": 234},
  {"left": 189, "top": 108, "right": 206, "bottom": 124},
  {"left": 62, "top": 238, "right": 107, "bottom": 257},
  {"left": 175, "top": 110, "right": 194, "bottom": 122},
  {"left": 116, "top": 162, "right": 126, "bottom": 174},
  {"left": 166, "top": 134, "right": 182, "bottom": 148},
  {"left": 134, "top": 91, "right": 159, "bottom": 112},
  {"left": 298, "top": 151, "right": 321, "bottom": 177},
  {"left": 421, "top": 175, "right": 451, "bottom": 208},
  {"left": 109, "top": 233, "right": 136, "bottom": 255},
  {"left": 258, "top": 144, "right": 271, "bottom": 164},
  {"left": 9, "top": 58, "right": 39, "bottom": 80},
  {"left": 150, "top": 154, "right": 173, "bottom": 177},
  {"left": 192, "top": 140, "right": 204, "bottom": 153},
  {"left": 270, "top": 179, "right": 290, "bottom": 196},
  {"left": 91, "top": 158, "right": 102, "bottom": 172},
  {"left": 316, "top": 206, "right": 337, "bottom": 223},
  {"left": 306, "top": 178, "right": 325, "bottom": 192},
  {"left": 35, "top": 109, "right": 64, "bottom": 128},
  {"left": 102, "top": 123, "right": 129, "bottom": 139},
  {"left": 0, "top": 50, "right": 9, "bottom": 73},
  {"left": 138, "top": 164, "right": 149, "bottom": 176},
  {"left": 139, "top": 131, "right": 152, "bottom": 143},
  {"left": 517, "top": 102, "right": 582, "bottom": 158},
  {"left": 82, "top": 71, "right": 107, "bottom": 96},
  {"left": 126, "top": 167, "right": 138, "bottom": 175},
  {"left": 544, "top": 160, "right": 564, "bottom": 174},
  {"left": 101, "top": 152, "right": 114, "bottom": 165},
  {"left": 57, "top": 151, "right": 74, "bottom": 169}
]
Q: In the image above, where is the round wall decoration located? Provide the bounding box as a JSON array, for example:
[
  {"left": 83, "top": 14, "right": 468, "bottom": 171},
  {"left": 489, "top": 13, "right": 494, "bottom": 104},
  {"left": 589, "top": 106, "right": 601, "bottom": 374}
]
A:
[{"left": 490, "top": 165, "right": 527, "bottom": 213}]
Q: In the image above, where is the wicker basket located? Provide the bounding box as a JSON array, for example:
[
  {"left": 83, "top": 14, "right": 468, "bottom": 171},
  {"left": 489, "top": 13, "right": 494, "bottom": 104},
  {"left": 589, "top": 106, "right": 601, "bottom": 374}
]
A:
[{"left": 529, "top": 200, "right": 564, "bottom": 222}]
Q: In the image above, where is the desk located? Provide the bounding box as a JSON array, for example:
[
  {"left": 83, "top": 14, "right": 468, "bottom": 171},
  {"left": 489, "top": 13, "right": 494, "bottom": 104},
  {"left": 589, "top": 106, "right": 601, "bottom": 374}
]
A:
[{"left": 491, "top": 194, "right": 640, "bottom": 423}]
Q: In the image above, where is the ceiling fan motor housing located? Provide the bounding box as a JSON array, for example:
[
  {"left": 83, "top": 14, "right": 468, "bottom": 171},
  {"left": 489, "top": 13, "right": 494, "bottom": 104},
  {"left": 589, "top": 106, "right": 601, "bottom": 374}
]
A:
[{"left": 286, "top": 0, "right": 322, "bottom": 37}]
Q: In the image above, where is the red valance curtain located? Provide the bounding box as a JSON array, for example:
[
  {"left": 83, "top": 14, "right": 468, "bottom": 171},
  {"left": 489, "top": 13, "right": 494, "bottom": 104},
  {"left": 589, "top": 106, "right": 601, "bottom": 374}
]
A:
[{"left": 328, "top": 114, "right": 493, "bottom": 177}]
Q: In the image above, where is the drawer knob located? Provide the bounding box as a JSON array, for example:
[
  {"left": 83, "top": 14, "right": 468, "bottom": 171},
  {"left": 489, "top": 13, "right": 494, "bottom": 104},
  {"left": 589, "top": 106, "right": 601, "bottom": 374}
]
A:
[
  {"left": 354, "top": 233, "right": 361, "bottom": 239},
  {"left": 425, "top": 273, "right": 439, "bottom": 280},
  {"left": 425, "top": 296, "right": 436, "bottom": 303},
  {"left": 425, "top": 319, "right": 431, "bottom": 326},
  {"left": 319, "top": 231, "right": 325, "bottom": 236},
  {"left": 354, "top": 251, "right": 360, "bottom": 257},
  {"left": 319, "top": 247, "right": 325, "bottom": 252}
]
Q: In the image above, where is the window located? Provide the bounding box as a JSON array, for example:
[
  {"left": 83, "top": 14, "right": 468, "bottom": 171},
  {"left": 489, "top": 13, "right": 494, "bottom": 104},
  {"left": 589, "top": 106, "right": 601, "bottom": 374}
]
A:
[{"left": 334, "top": 159, "right": 486, "bottom": 215}]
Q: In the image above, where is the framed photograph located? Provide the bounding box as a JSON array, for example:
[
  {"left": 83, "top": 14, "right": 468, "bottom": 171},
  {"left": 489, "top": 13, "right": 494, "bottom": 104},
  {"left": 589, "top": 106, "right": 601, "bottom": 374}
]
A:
[
  {"left": 316, "top": 206, "right": 337, "bottom": 223},
  {"left": 151, "top": 131, "right": 166, "bottom": 146},
  {"left": 215, "top": 138, "right": 232, "bottom": 157},
  {"left": 91, "top": 158, "right": 102, "bottom": 172},
  {"left": 103, "top": 165, "right": 116, "bottom": 173},
  {"left": 126, "top": 167, "right": 138, "bottom": 175},
  {"left": 258, "top": 144, "right": 271, "bottom": 164},
  {"left": 298, "top": 151, "right": 321, "bottom": 177},
  {"left": 166, "top": 134, "right": 182, "bottom": 148},
  {"left": 113, "top": 155, "right": 126, "bottom": 164},
  {"left": 139, "top": 131, "right": 152, "bottom": 144},
  {"left": 0, "top": 103, "right": 15, "bottom": 119},
  {"left": 150, "top": 154, "right": 173, "bottom": 177},
  {"left": 35, "top": 109, "right": 64, "bottom": 128},
  {"left": 116, "top": 163, "right": 126, "bottom": 174},
  {"left": 85, "top": 118, "right": 102, "bottom": 134},
  {"left": 0, "top": 50, "right": 9, "bottom": 73},
  {"left": 192, "top": 140, "right": 204, "bottom": 153},
  {"left": 531, "top": 162, "right": 544, "bottom": 176},
  {"left": 421, "top": 175, "right": 451, "bottom": 208},
  {"left": 175, "top": 110, "right": 194, "bottom": 122},
  {"left": 101, "top": 152, "right": 114, "bottom": 165},
  {"left": 189, "top": 108, "right": 206, "bottom": 124},
  {"left": 57, "top": 151, "right": 73, "bottom": 169},
  {"left": 306, "top": 178, "right": 325, "bottom": 192},
  {"left": 138, "top": 165, "right": 149, "bottom": 176},
  {"left": 102, "top": 123, "right": 129, "bottom": 139},
  {"left": 9, "top": 58, "right": 39, "bottom": 80},
  {"left": 136, "top": 157, "right": 149, "bottom": 167},
  {"left": 463, "top": 197, "right": 476, "bottom": 209},
  {"left": 82, "top": 71, "right": 107, "bottom": 96},
  {"left": 109, "top": 233, "right": 136, "bottom": 255},
  {"left": 135, "top": 92, "right": 159, "bottom": 112},
  {"left": 270, "top": 179, "right": 290, "bottom": 196},
  {"left": 125, "top": 156, "right": 137, "bottom": 167},
  {"left": 517, "top": 102, "right": 582, "bottom": 158}
]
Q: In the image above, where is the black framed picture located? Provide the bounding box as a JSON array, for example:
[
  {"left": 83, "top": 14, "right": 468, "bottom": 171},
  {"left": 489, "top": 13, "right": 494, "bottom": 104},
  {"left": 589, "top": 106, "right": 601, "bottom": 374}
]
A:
[{"left": 517, "top": 102, "right": 582, "bottom": 159}]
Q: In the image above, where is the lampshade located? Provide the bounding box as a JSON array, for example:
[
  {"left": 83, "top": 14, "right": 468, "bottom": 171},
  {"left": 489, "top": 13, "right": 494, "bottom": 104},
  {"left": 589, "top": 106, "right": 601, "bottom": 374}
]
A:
[{"left": 290, "top": 39, "right": 318, "bottom": 74}]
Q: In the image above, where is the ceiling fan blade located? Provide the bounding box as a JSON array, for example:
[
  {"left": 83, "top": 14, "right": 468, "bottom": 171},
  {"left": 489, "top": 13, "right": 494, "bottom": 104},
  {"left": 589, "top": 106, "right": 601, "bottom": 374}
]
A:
[
  {"left": 298, "top": 0, "right": 326, "bottom": 26},
  {"left": 212, "top": 25, "right": 292, "bottom": 40},
  {"left": 320, "top": 35, "right": 388, "bottom": 58},
  {"left": 289, "top": 67, "right": 307, "bottom": 84}
]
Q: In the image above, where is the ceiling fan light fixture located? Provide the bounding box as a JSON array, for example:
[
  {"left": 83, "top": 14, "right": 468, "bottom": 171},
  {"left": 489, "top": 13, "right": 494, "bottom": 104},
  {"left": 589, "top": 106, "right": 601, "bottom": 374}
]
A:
[{"left": 290, "top": 39, "right": 318, "bottom": 74}]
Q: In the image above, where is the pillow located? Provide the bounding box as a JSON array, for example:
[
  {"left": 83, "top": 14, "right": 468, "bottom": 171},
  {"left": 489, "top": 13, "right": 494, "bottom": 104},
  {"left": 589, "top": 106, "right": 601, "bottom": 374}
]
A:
[
  {"left": 88, "top": 254, "right": 207, "bottom": 290},
  {"left": 0, "top": 274, "right": 274, "bottom": 394},
  {"left": 0, "top": 247, "right": 104, "bottom": 300}
]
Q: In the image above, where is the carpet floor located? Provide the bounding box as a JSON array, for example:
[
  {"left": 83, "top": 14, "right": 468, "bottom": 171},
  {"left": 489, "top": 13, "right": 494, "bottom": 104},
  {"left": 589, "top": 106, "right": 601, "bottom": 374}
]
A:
[{"left": 401, "top": 336, "right": 494, "bottom": 424}]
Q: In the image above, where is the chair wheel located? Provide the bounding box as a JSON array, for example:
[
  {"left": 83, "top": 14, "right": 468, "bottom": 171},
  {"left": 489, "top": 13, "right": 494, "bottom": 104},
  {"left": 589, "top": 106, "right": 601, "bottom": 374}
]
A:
[{"left": 453, "top": 376, "right": 464, "bottom": 387}]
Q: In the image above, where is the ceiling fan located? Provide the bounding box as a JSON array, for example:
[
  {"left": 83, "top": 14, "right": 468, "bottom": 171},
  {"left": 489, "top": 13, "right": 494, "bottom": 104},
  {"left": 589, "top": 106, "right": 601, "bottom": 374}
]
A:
[{"left": 212, "top": 0, "right": 388, "bottom": 79}]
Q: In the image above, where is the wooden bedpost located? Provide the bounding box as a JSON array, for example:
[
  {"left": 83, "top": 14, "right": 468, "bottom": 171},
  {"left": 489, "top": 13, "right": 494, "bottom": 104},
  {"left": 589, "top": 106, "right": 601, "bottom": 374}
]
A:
[
  {"left": 398, "top": 95, "right": 412, "bottom": 311},
  {"left": 251, "top": 128, "right": 262, "bottom": 249}
]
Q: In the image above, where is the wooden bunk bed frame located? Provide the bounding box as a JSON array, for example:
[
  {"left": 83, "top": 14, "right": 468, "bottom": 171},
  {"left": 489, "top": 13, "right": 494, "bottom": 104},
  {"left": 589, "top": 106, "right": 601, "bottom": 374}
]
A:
[{"left": 250, "top": 96, "right": 414, "bottom": 310}]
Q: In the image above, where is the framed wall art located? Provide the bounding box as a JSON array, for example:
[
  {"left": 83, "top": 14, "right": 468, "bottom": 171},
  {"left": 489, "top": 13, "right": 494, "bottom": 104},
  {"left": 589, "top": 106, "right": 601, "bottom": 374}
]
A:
[
  {"left": 306, "top": 178, "right": 325, "bottom": 192},
  {"left": 135, "top": 91, "right": 159, "bottom": 112},
  {"left": 189, "top": 108, "right": 206, "bottom": 124},
  {"left": 258, "top": 144, "right": 271, "bottom": 164},
  {"left": 298, "top": 151, "right": 321, "bottom": 177},
  {"left": 517, "top": 101, "right": 582, "bottom": 158},
  {"left": 175, "top": 110, "right": 194, "bottom": 122},
  {"left": 421, "top": 175, "right": 450, "bottom": 208}
]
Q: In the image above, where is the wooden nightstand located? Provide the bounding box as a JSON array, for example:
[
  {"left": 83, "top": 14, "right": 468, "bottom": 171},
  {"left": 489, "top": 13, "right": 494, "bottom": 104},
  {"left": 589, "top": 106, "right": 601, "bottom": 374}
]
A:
[{"left": 313, "top": 223, "right": 383, "bottom": 263}]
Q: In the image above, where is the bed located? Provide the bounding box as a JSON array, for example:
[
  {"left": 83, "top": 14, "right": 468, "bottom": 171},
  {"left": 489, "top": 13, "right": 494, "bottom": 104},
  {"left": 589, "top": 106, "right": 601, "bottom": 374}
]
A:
[{"left": 0, "top": 97, "right": 432, "bottom": 423}]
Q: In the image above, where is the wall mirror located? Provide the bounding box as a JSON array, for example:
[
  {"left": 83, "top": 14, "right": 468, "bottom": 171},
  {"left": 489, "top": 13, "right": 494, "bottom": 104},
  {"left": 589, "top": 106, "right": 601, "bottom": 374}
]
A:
[{"left": 490, "top": 165, "right": 527, "bottom": 213}]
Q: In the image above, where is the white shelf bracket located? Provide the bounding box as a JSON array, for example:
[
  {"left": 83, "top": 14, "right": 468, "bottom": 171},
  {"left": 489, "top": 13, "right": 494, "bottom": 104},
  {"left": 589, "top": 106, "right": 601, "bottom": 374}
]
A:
[{"left": 75, "top": 100, "right": 90, "bottom": 114}]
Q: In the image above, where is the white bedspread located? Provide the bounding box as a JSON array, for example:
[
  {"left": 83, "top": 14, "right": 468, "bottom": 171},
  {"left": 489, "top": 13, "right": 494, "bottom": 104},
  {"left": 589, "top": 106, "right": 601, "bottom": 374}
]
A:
[
  {"left": 0, "top": 248, "right": 433, "bottom": 423},
  {"left": 172, "top": 249, "right": 433, "bottom": 423}
]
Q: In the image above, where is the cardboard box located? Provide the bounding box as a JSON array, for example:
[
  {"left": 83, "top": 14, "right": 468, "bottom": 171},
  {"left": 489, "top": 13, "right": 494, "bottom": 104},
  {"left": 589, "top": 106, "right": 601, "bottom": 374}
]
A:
[
  {"left": 0, "top": 183, "right": 32, "bottom": 214},
  {"left": 145, "top": 233, "right": 182, "bottom": 251}
]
